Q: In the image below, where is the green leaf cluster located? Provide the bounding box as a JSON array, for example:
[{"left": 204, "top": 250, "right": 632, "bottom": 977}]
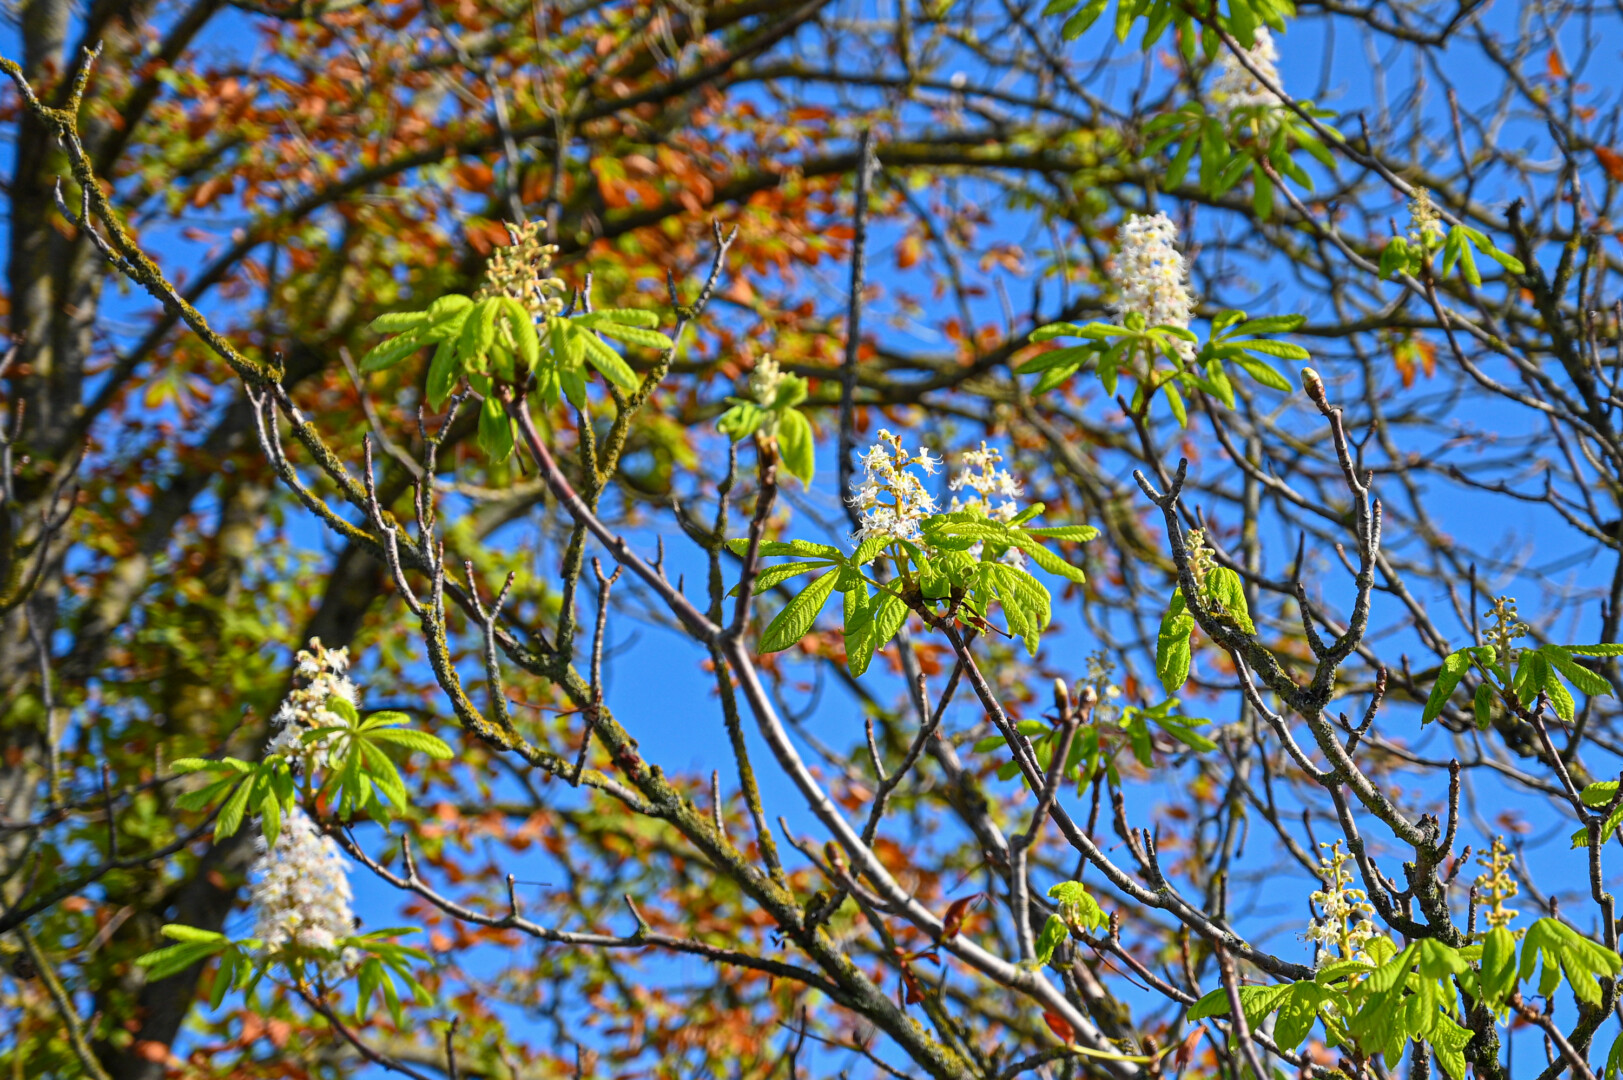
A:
[
  {"left": 972, "top": 696, "right": 1212, "bottom": 785},
  {"left": 1380, "top": 224, "right": 1524, "bottom": 286},
  {"left": 1423, "top": 641, "right": 1614, "bottom": 728},
  {"left": 1019, "top": 311, "right": 1304, "bottom": 424},
  {"left": 731, "top": 505, "right": 1096, "bottom": 672},
  {"left": 362, "top": 297, "right": 671, "bottom": 462},
  {"left": 1045, "top": 0, "right": 1292, "bottom": 57},
  {"left": 715, "top": 369, "right": 816, "bottom": 487},
  {"left": 1143, "top": 100, "right": 1339, "bottom": 220},
  {"left": 1155, "top": 567, "right": 1256, "bottom": 694},
  {"left": 301, "top": 698, "right": 456, "bottom": 822},
  {"left": 173, "top": 699, "right": 453, "bottom": 835},
  {"left": 135, "top": 923, "right": 430, "bottom": 1023},
  {"left": 1188, "top": 925, "right": 1619, "bottom": 1079},
  {"left": 1032, "top": 882, "right": 1109, "bottom": 968}
]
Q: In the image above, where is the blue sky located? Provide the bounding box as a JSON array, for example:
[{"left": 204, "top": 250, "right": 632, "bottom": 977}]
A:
[{"left": 7, "top": 0, "right": 1623, "bottom": 1075}]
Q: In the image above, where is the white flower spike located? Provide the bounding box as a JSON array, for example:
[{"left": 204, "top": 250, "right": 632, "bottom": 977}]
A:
[
  {"left": 949, "top": 442, "right": 1028, "bottom": 568},
  {"left": 250, "top": 806, "right": 358, "bottom": 973},
  {"left": 1210, "top": 27, "right": 1283, "bottom": 123},
  {"left": 849, "top": 430, "right": 941, "bottom": 544},
  {"left": 266, "top": 638, "right": 358, "bottom": 766},
  {"left": 1114, "top": 212, "right": 1197, "bottom": 361}
]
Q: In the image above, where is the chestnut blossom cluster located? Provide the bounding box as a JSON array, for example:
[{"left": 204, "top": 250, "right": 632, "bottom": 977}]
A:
[
  {"left": 1209, "top": 27, "right": 1282, "bottom": 122},
  {"left": 949, "top": 442, "right": 1026, "bottom": 567},
  {"left": 1475, "top": 837, "right": 1521, "bottom": 932},
  {"left": 480, "top": 219, "right": 566, "bottom": 318},
  {"left": 748, "top": 353, "right": 784, "bottom": 404},
  {"left": 850, "top": 430, "right": 941, "bottom": 544},
  {"left": 265, "top": 638, "right": 357, "bottom": 766},
  {"left": 1304, "top": 841, "right": 1379, "bottom": 966},
  {"left": 1114, "top": 212, "right": 1197, "bottom": 360},
  {"left": 250, "top": 807, "right": 358, "bottom": 974}
]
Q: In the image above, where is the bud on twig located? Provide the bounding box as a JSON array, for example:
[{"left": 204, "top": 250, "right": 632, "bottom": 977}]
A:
[{"left": 1300, "top": 367, "right": 1325, "bottom": 406}]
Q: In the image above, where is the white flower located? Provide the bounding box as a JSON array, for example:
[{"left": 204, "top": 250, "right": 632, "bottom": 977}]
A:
[
  {"left": 849, "top": 430, "right": 940, "bottom": 544},
  {"left": 948, "top": 443, "right": 1027, "bottom": 568},
  {"left": 250, "top": 807, "right": 357, "bottom": 974},
  {"left": 1304, "top": 841, "right": 1378, "bottom": 967},
  {"left": 1114, "top": 213, "right": 1197, "bottom": 361},
  {"left": 747, "top": 354, "right": 784, "bottom": 404},
  {"left": 1210, "top": 27, "right": 1283, "bottom": 122},
  {"left": 267, "top": 639, "right": 357, "bottom": 765}
]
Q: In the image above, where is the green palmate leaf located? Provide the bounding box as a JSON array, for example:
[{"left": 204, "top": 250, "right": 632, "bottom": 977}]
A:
[
  {"left": 1380, "top": 236, "right": 1412, "bottom": 279},
  {"left": 1230, "top": 352, "right": 1293, "bottom": 391},
  {"left": 845, "top": 589, "right": 907, "bottom": 677},
  {"left": 1519, "top": 917, "right": 1622, "bottom": 1005},
  {"left": 977, "top": 561, "right": 1052, "bottom": 655},
  {"left": 1018, "top": 344, "right": 1096, "bottom": 373},
  {"left": 578, "top": 307, "right": 662, "bottom": 329},
  {"left": 716, "top": 401, "right": 768, "bottom": 441},
  {"left": 1431, "top": 1014, "right": 1473, "bottom": 1080},
  {"left": 758, "top": 569, "right": 841, "bottom": 653},
  {"left": 458, "top": 298, "right": 500, "bottom": 371},
  {"left": 1047, "top": 881, "right": 1107, "bottom": 932},
  {"left": 326, "top": 693, "right": 360, "bottom": 725},
  {"left": 360, "top": 330, "right": 431, "bottom": 373},
  {"left": 1274, "top": 981, "right": 1335, "bottom": 1049},
  {"left": 1473, "top": 680, "right": 1495, "bottom": 730},
  {"left": 1009, "top": 533, "right": 1087, "bottom": 584},
  {"left": 1582, "top": 779, "right": 1620, "bottom": 807},
  {"left": 214, "top": 775, "right": 254, "bottom": 840},
  {"left": 1571, "top": 797, "right": 1623, "bottom": 850},
  {"left": 369, "top": 310, "right": 432, "bottom": 334},
  {"left": 1239, "top": 338, "right": 1310, "bottom": 360},
  {"left": 1033, "top": 914, "right": 1069, "bottom": 966},
  {"left": 777, "top": 407, "right": 815, "bottom": 487},
  {"left": 1202, "top": 566, "right": 1256, "bottom": 634},
  {"left": 593, "top": 322, "right": 674, "bottom": 351},
  {"left": 1513, "top": 651, "right": 1549, "bottom": 709},
  {"left": 577, "top": 327, "right": 641, "bottom": 392},
  {"left": 1478, "top": 926, "right": 1518, "bottom": 1010},
  {"left": 500, "top": 297, "right": 540, "bottom": 369},
  {"left": 1569, "top": 643, "right": 1623, "bottom": 656},
  {"left": 733, "top": 560, "right": 834, "bottom": 596},
  {"left": 208, "top": 946, "right": 242, "bottom": 1010},
  {"left": 1157, "top": 589, "right": 1195, "bottom": 693},
  {"left": 160, "top": 924, "right": 229, "bottom": 945},
  {"left": 1021, "top": 525, "right": 1100, "bottom": 541},
  {"left": 134, "top": 939, "right": 231, "bottom": 982},
  {"left": 1162, "top": 380, "right": 1188, "bottom": 426},
  {"left": 260, "top": 784, "right": 282, "bottom": 850},
  {"left": 426, "top": 338, "right": 459, "bottom": 409},
  {"left": 478, "top": 394, "right": 515, "bottom": 462},
  {"left": 1422, "top": 648, "right": 1473, "bottom": 724},
  {"left": 1186, "top": 982, "right": 1294, "bottom": 1026},
  {"left": 364, "top": 726, "right": 455, "bottom": 760},
  {"left": 1543, "top": 663, "right": 1577, "bottom": 722},
  {"left": 726, "top": 537, "right": 843, "bottom": 559},
  {"left": 174, "top": 774, "right": 240, "bottom": 813},
  {"left": 1541, "top": 644, "right": 1613, "bottom": 697},
  {"left": 1252, "top": 170, "right": 1274, "bottom": 220}
]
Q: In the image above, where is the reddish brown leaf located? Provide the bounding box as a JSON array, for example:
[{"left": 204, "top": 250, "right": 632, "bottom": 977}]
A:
[
  {"left": 1597, "top": 146, "right": 1623, "bottom": 183},
  {"left": 940, "top": 893, "right": 981, "bottom": 941},
  {"left": 1042, "top": 1010, "right": 1076, "bottom": 1044}
]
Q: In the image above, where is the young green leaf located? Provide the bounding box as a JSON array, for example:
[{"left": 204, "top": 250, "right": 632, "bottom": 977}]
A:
[
  {"left": 777, "top": 407, "right": 815, "bottom": 488},
  {"left": 1202, "top": 566, "right": 1256, "bottom": 634},
  {"left": 1421, "top": 649, "right": 1473, "bottom": 724},
  {"left": 1033, "top": 914, "right": 1069, "bottom": 966},
  {"left": 757, "top": 570, "right": 841, "bottom": 653},
  {"left": 1156, "top": 589, "right": 1195, "bottom": 693}
]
